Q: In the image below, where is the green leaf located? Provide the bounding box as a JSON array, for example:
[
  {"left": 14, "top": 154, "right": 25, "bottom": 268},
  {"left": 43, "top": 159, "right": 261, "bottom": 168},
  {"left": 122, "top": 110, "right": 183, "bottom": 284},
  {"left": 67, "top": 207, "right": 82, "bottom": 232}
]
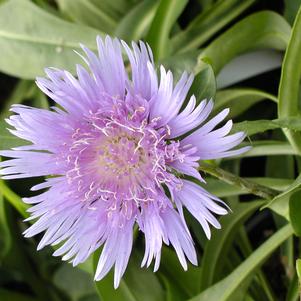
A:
[
  {"left": 199, "top": 163, "right": 278, "bottom": 200},
  {"left": 0, "top": 193, "right": 11, "bottom": 259},
  {"left": 200, "top": 201, "right": 264, "bottom": 290},
  {"left": 0, "top": 289, "right": 38, "bottom": 301},
  {"left": 0, "top": 180, "right": 28, "bottom": 218},
  {"left": 265, "top": 140, "right": 295, "bottom": 178},
  {"left": 297, "top": 259, "right": 301, "bottom": 276},
  {"left": 0, "top": 120, "right": 28, "bottom": 150},
  {"left": 284, "top": 0, "right": 301, "bottom": 25},
  {"left": 95, "top": 270, "right": 137, "bottom": 301},
  {"left": 216, "top": 50, "right": 283, "bottom": 89},
  {"left": 94, "top": 250, "right": 165, "bottom": 301},
  {"left": 236, "top": 141, "right": 296, "bottom": 158},
  {"left": 189, "top": 60, "right": 216, "bottom": 102},
  {"left": 233, "top": 120, "right": 279, "bottom": 135},
  {"left": 285, "top": 272, "right": 299, "bottom": 301},
  {"left": 189, "top": 224, "right": 293, "bottom": 301},
  {"left": 53, "top": 264, "right": 97, "bottom": 301},
  {"left": 266, "top": 157, "right": 294, "bottom": 282},
  {"left": 0, "top": 81, "right": 49, "bottom": 149},
  {"left": 278, "top": 6, "right": 301, "bottom": 155},
  {"left": 0, "top": 202, "right": 52, "bottom": 300},
  {"left": 160, "top": 50, "right": 198, "bottom": 78},
  {"left": 214, "top": 88, "right": 277, "bottom": 119},
  {"left": 172, "top": 0, "right": 256, "bottom": 53},
  {"left": 78, "top": 295, "right": 99, "bottom": 301},
  {"left": 196, "top": 0, "right": 215, "bottom": 11},
  {"left": 205, "top": 177, "right": 292, "bottom": 198},
  {"left": 160, "top": 51, "right": 216, "bottom": 101},
  {"left": 158, "top": 272, "right": 186, "bottom": 301},
  {"left": 0, "top": 0, "right": 103, "bottom": 79},
  {"left": 77, "top": 254, "right": 94, "bottom": 275},
  {"left": 289, "top": 190, "right": 301, "bottom": 236},
  {"left": 0, "top": 80, "right": 36, "bottom": 119},
  {"left": 233, "top": 118, "right": 301, "bottom": 137},
  {"left": 56, "top": 0, "right": 117, "bottom": 33},
  {"left": 266, "top": 174, "right": 301, "bottom": 219},
  {"left": 160, "top": 246, "right": 202, "bottom": 297},
  {"left": 31, "top": 88, "right": 49, "bottom": 109},
  {"left": 115, "top": 0, "right": 160, "bottom": 41},
  {"left": 93, "top": 0, "right": 134, "bottom": 18},
  {"left": 196, "top": 11, "right": 291, "bottom": 74},
  {"left": 146, "top": 0, "right": 188, "bottom": 60}
]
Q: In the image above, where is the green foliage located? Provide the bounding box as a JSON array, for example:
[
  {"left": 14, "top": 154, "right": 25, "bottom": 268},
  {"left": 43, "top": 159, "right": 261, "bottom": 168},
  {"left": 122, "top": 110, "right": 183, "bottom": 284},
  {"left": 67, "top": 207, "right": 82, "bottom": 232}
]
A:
[
  {"left": 214, "top": 88, "right": 277, "bottom": 119},
  {"left": 56, "top": 0, "right": 119, "bottom": 33},
  {"left": 0, "top": 180, "right": 28, "bottom": 218},
  {"left": 0, "top": 0, "right": 102, "bottom": 78},
  {"left": 53, "top": 264, "right": 98, "bottom": 301},
  {"left": 289, "top": 190, "right": 301, "bottom": 236},
  {"left": 278, "top": 6, "right": 301, "bottom": 155},
  {"left": 94, "top": 250, "right": 166, "bottom": 301},
  {"left": 267, "top": 174, "right": 301, "bottom": 219},
  {"left": 233, "top": 117, "right": 301, "bottom": 136},
  {"left": 159, "top": 247, "right": 202, "bottom": 297},
  {"left": 189, "top": 224, "right": 293, "bottom": 301},
  {"left": 0, "top": 120, "right": 27, "bottom": 149},
  {"left": 0, "top": 288, "right": 38, "bottom": 301},
  {"left": 0, "top": 194, "right": 11, "bottom": 259},
  {"left": 190, "top": 60, "right": 216, "bottom": 101},
  {"left": 146, "top": 0, "right": 188, "bottom": 60},
  {"left": 197, "top": 11, "right": 291, "bottom": 74},
  {"left": 115, "top": 0, "right": 160, "bottom": 41},
  {"left": 0, "top": 1, "right": 301, "bottom": 301},
  {"left": 199, "top": 201, "right": 265, "bottom": 290},
  {"left": 284, "top": 0, "right": 301, "bottom": 25},
  {"left": 296, "top": 259, "right": 301, "bottom": 280},
  {"left": 172, "top": 0, "right": 256, "bottom": 53}
]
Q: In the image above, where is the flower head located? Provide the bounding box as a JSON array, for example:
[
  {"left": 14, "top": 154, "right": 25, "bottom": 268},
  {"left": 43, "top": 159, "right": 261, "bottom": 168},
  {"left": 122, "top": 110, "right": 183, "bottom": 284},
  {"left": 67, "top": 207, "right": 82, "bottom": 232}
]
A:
[{"left": 0, "top": 36, "right": 249, "bottom": 288}]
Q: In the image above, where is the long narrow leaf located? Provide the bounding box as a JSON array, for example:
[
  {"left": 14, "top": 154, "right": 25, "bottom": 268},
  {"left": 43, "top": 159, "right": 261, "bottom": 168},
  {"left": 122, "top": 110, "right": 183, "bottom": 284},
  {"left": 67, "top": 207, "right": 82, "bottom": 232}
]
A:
[
  {"left": 278, "top": 6, "right": 301, "bottom": 154},
  {"left": 189, "top": 224, "right": 293, "bottom": 301}
]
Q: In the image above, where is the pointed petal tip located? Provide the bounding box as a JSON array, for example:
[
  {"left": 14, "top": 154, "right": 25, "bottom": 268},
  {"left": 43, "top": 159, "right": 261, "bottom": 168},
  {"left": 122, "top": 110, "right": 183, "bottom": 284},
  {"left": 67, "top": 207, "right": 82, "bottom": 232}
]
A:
[
  {"left": 181, "top": 261, "right": 188, "bottom": 271},
  {"left": 223, "top": 107, "right": 230, "bottom": 116},
  {"left": 94, "top": 272, "right": 102, "bottom": 282},
  {"left": 114, "top": 276, "right": 121, "bottom": 289},
  {"left": 205, "top": 229, "right": 211, "bottom": 240},
  {"left": 236, "top": 145, "right": 252, "bottom": 155},
  {"left": 23, "top": 232, "right": 31, "bottom": 238},
  {"left": 37, "top": 243, "right": 45, "bottom": 251},
  {"left": 153, "top": 262, "right": 160, "bottom": 273}
]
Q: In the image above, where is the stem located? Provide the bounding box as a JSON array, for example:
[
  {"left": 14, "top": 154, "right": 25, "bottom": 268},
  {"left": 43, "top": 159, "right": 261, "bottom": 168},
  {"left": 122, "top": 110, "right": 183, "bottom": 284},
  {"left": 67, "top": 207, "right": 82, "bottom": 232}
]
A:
[
  {"left": 198, "top": 163, "right": 279, "bottom": 200},
  {"left": 0, "top": 180, "right": 29, "bottom": 218}
]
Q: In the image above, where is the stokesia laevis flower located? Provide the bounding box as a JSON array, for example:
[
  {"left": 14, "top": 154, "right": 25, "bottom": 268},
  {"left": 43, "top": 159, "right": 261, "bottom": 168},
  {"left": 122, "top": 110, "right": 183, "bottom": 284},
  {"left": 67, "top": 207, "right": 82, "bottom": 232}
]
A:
[{"left": 0, "top": 36, "right": 250, "bottom": 288}]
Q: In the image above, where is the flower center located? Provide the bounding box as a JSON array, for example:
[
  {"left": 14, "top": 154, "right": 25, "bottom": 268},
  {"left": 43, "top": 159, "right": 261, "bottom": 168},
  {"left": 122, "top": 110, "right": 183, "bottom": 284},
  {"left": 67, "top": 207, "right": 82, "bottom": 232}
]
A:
[
  {"left": 67, "top": 105, "right": 186, "bottom": 204},
  {"left": 98, "top": 133, "right": 148, "bottom": 179}
]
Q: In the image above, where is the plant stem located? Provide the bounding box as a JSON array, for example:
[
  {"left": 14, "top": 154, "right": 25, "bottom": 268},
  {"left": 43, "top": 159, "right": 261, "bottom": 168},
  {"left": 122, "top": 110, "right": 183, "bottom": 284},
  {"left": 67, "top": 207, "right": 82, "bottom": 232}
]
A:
[
  {"left": 0, "top": 180, "right": 29, "bottom": 218},
  {"left": 198, "top": 163, "right": 279, "bottom": 200}
]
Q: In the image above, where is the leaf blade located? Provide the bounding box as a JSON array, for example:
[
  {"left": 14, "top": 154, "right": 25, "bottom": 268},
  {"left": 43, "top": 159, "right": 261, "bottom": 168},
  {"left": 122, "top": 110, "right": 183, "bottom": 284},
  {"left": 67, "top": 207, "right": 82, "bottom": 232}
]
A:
[
  {"left": 278, "top": 6, "right": 301, "bottom": 154},
  {"left": 189, "top": 224, "right": 293, "bottom": 301},
  {"left": 146, "top": 0, "right": 188, "bottom": 60},
  {"left": 199, "top": 201, "right": 265, "bottom": 290},
  {"left": 196, "top": 11, "right": 291, "bottom": 74},
  {"left": 0, "top": 0, "right": 103, "bottom": 78}
]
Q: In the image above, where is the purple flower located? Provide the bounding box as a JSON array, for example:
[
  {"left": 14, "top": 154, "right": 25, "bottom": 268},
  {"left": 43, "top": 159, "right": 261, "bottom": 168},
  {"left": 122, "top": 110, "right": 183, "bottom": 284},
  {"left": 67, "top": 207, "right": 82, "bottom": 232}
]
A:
[{"left": 0, "top": 36, "right": 249, "bottom": 288}]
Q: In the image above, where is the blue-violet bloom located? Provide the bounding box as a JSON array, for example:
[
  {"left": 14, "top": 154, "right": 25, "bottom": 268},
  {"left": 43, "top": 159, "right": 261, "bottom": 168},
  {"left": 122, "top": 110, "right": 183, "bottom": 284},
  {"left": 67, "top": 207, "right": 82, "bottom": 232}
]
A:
[{"left": 0, "top": 36, "right": 249, "bottom": 288}]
